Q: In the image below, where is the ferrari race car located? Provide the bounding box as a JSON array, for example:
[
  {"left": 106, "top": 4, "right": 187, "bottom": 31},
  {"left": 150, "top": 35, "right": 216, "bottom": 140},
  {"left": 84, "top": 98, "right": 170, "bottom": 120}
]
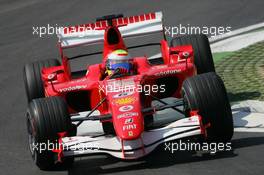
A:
[{"left": 24, "top": 12, "right": 234, "bottom": 170}]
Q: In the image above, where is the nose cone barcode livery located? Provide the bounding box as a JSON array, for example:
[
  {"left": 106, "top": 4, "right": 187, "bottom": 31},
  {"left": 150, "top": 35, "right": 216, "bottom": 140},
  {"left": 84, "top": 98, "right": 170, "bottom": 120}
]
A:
[{"left": 23, "top": 11, "right": 233, "bottom": 170}]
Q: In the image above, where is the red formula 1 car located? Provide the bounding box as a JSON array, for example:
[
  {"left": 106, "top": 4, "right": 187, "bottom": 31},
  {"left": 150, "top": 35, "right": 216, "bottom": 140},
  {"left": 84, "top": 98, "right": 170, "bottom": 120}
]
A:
[{"left": 24, "top": 12, "right": 234, "bottom": 170}]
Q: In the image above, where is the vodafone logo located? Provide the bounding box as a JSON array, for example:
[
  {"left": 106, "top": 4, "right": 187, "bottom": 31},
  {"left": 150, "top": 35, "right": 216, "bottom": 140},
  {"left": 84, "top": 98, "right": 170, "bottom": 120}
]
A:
[
  {"left": 119, "top": 105, "right": 133, "bottom": 112},
  {"left": 155, "top": 69, "right": 180, "bottom": 76}
]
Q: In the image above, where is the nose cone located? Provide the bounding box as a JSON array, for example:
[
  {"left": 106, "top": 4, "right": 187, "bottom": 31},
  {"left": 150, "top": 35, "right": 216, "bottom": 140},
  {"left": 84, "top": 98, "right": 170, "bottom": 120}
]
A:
[{"left": 106, "top": 79, "right": 144, "bottom": 140}]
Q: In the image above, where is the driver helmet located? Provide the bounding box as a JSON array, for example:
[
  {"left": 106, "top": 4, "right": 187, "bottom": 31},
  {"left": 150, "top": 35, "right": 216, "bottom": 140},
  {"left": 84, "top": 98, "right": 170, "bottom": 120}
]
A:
[{"left": 105, "top": 49, "right": 132, "bottom": 75}]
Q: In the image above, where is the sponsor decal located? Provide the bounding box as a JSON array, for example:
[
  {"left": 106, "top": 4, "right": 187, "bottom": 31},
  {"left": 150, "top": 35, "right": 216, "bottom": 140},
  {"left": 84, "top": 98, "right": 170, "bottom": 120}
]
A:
[
  {"left": 119, "top": 105, "right": 134, "bottom": 112},
  {"left": 123, "top": 124, "right": 136, "bottom": 131},
  {"left": 47, "top": 73, "right": 56, "bottom": 80},
  {"left": 113, "top": 91, "right": 134, "bottom": 98},
  {"left": 128, "top": 131, "right": 134, "bottom": 137},
  {"left": 124, "top": 118, "right": 133, "bottom": 124},
  {"left": 58, "top": 85, "right": 87, "bottom": 93},
  {"left": 151, "top": 65, "right": 167, "bottom": 69},
  {"left": 114, "top": 97, "right": 136, "bottom": 105},
  {"left": 155, "top": 69, "right": 180, "bottom": 76},
  {"left": 117, "top": 112, "right": 139, "bottom": 119},
  {"left": 182, "top": 51, "right": 190, "bottom": 57}
]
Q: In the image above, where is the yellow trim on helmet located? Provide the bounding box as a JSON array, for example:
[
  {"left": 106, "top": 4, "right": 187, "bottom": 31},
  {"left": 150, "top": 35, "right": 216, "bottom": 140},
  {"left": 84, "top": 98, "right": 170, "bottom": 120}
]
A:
[{"left": 112, "top": 49, "right": 128, "bottom": 55}]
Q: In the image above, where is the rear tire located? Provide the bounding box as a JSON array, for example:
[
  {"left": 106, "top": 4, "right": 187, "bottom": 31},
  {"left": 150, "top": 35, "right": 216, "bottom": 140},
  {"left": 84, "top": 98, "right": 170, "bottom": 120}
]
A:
[
  {"left": 182, "top": 72, "right": 233, "bottom": 142},
  {"left": 23, "top": 59, "right": 60, "bottom": 102},
  {"left": 171, "top": 34, "right": 215, "bottom": 74},
  {"left": 26, "top": 96, "right": 75, "bottom": 170}
]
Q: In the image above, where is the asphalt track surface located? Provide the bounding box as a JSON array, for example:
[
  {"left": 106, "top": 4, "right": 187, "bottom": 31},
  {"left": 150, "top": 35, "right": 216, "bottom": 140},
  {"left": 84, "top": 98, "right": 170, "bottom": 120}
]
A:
[{"left": 0, "top": 0, "right": 264, "bottom": 175}]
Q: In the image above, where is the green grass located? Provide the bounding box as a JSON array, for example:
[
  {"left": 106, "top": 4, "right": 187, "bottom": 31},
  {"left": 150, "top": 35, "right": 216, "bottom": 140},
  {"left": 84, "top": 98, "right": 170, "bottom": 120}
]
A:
[
  {"left": 213, "top": 52, "right": 234, "bottom": 63},
  {"left": 214, "top": 41, "right": 264, "bottom": 102}
]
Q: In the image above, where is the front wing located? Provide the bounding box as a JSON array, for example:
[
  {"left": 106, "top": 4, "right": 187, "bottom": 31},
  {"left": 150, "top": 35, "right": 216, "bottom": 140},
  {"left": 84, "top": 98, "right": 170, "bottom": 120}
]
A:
[{"left": 61, "top": 115, "right": 202, "bottom": 159}]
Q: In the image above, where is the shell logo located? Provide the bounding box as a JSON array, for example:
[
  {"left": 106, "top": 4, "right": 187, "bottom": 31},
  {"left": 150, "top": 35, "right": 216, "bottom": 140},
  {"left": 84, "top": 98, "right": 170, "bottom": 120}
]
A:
[{"left": 114, "top": 97, "right": 135, "bottom": 105}]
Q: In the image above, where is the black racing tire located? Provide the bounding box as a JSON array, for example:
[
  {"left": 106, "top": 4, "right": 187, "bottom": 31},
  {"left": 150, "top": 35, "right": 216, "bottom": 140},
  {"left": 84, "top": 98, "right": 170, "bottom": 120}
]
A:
[
  {"left": 171, "top": 34, "right": 215, "bottom": 74},
  {"left": 182, "top": 72, "right": 233, "bottom": 142},
  {"left": 23, "top": 59, "right": 60, "bottom": 102},
  {"left": 26, "top": 96, "right": 75, "bottom": 170}
]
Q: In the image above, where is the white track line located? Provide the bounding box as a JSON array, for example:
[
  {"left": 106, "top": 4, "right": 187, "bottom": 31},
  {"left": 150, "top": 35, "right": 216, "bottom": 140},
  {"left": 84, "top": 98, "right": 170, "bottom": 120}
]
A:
[
  {"left": 210, "top": 30, "right": 264, "bottom": 52},
  {"left": 209, "top": 22, "right": 264, "bottom": 43},
  {"left": 233, "top": 111, "right": 264, "bottom": 132}
]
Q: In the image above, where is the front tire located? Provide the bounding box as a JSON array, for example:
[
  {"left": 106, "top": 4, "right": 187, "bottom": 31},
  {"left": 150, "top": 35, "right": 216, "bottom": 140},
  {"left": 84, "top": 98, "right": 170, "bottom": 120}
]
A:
[
  {"left": 182, "top": 72, "right": 233, "bottom": 142},
  {"left": 26, "top": 96, "right": 75, "bottom": 170}
]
